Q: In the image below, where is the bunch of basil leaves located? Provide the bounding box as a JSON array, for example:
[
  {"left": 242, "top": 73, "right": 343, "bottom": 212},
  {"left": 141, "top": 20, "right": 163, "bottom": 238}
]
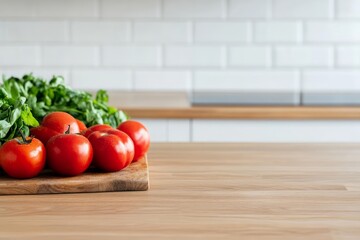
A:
[{"left": 0, "top": 74, "right": 127, "bottom": 145}]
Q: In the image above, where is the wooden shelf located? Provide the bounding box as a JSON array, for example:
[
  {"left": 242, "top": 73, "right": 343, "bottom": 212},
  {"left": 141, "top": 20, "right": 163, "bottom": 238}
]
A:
[
  {"left": 108, "top": 92, "right": 360, "bottom": 119},
  {"left": 121, "top": 106, "right": 360, "bottom": 119}
]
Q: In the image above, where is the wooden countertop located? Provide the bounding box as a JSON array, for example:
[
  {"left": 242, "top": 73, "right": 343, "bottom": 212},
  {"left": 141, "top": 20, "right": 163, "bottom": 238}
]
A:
[
  {"left": 1, "top": 143, "right": 360, "bottom": 239},
  {"left": 108, "top": 92, "right": 360, "bottom": 119}
]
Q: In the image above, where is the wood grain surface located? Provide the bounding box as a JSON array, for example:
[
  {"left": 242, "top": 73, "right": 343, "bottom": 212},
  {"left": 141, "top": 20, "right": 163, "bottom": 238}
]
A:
[
  {"left": 108, "top": 91, "right": 360, "bottom": 119},
  {"left": 0, "top": 157, "right": 149, "bottom": 195},
  {"left": 0, "top": 143, "right": 360, "bottom": 240}
]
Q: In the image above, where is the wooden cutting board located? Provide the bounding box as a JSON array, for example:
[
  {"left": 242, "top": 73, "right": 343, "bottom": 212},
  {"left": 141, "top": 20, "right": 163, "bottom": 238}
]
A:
[{"left": 0, "top": 157, "right": 149, "bottom": 195}]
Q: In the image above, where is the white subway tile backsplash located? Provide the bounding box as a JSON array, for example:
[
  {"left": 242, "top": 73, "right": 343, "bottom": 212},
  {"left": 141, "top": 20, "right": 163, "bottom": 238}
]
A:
[
  {"left": 72, "top": 70, "right": 132, "bottom": 90},
  {"left": 275, "top": 46, "right": 333, "bottom": 67},
  {"left": 228, "top": 46, "right": 271, "bottom": 67},
  {"left": 168, "top": 120, "right": 191, "bottom": 142},
  {"left": 195, "top": 22, "right": 250, "bottom": 43},
  {"left": 273, "top": 0, "right": 332, "bottom": 19},
  {"left": 192, "top": 120, "right": 360, "bottom": 142},
  {"left": 337, "top": 0, "right": 360, "bottom": 18},
  {"left": 337, "top": 46, "right": 360, "bottom": 66},
  {"left": 303, "top": 71, "right": 360, "bottom": 91},
  {"left": 134, "top": 119, "right": 168, "bottom": 142},
  {"left": 1, "top": 0, "right": 360, "bottom": 108},
  {"left": 228, "top": 0, "right": 270, "bottom": 19},
  {"left": 101, "top": 0, "right": 160, "bottom": 18},
  {"left": 2, "top": 0, "right": 360, "bottom": 142},
  {"left": 134, "top": 119, "right": 190, "bottom": 142},
  {"left": 165, "top": 46, "right": 224, "bottom": 67},
  {"left": 0, "top": 21, "right": 68, "bottom": 42},
  {"left": 306, "top": 22, "right": 360, "bottom": 42},
  {"left": 254, "top": 22, "right": 302, "bottom": 43},
  {"left": 0, "top": 0, "right": 97, "bottom": 18},
  {"left": 102, "top": 46, "right": 161, "bottom": 67},
  {"left": 194, "top": 71, "right": 299, "bottom": 91},
  {"left": 134, "top": 71, "right": 191, "bottom": 91},
  {"left": 71, "top": 22, "right": 131, "bottom": 43},
  {"left": 163, "top": 0, "right": 225, "bottom": 18},
  {"left": 134, "top": 22, "right": 191, "bottom": 43},
  {"left": 0, "top": 46, "right": 40, "bottom": 66},
  {"left": 42, "top": 46, "right": 99, "bottom": 67}
]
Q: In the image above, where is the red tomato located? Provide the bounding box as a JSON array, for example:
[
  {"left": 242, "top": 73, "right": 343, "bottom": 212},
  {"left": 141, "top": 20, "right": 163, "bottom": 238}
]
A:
[
  {"left": 42, "top": 112, "right": 80, "bottom": 134},
  {"left": 76, "top": 119, "right": 87, "bottom": 132},
  {"left": 117, "top": 120, "right": 150, "bottom": 161},
  {"left": 0, "top": 137, "right": 45, "bottom": 179},
  {"left": 89, "top": 129, "right": 135, "bottom": 166},
  {"left": 31, "top": 112, "right": 80, "bottom": 145},
  {"left": 83, "top": 124, "right": 113, "bottom": 138},
  {"left": 30, "top": 126, "right": 59, "bottom": 145},
  {"left": 46, "top": 133, "right": 93, "bottom": 176},
  {"left": 88, "top": 131, "right": 130, "bottom": 172}
]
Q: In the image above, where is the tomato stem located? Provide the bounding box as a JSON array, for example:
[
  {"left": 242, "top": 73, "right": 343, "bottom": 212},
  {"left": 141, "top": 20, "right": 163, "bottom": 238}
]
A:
[
  {"left": 65, "top": 125, "right": 71, "bottom": 134},
  {"left": 16, "top": 130, "right": 33, "bottom": 145}
]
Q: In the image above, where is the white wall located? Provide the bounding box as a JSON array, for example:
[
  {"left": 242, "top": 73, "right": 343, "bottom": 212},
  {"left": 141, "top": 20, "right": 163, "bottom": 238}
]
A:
[
  {"left": 2, "top": 0, "right": 360, "bottom": 142},
  {"left": 136, "top": 119, "right": 360, "bottom": 143},
  {"left": 1, "top": 0, "right": 360, "bottom": 95}
]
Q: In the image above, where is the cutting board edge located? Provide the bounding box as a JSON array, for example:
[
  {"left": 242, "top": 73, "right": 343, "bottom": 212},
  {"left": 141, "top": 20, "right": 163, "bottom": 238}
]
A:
[{"left": 0, "top": 156, "right": 150, "bottom": 195}]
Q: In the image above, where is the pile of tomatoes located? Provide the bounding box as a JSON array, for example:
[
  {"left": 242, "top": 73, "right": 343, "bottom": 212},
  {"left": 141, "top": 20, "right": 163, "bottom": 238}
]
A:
[{"left": 0, "top": 112, "right": 150, "bottom": 179}]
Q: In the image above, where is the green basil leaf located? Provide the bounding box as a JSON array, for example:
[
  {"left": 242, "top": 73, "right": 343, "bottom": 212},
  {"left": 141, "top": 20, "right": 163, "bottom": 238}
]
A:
[
  {"left": 21, "top": 105, "right": 39, "bottom": 127},
  {"left": 0, "top": 120, "right": 12, "bottom": 138}
]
